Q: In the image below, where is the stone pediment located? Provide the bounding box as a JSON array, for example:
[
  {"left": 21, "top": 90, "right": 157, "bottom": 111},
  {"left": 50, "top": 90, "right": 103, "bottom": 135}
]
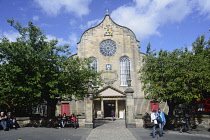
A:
[{"left": 97, "top": 86, "right": 125, "bottom": 97}]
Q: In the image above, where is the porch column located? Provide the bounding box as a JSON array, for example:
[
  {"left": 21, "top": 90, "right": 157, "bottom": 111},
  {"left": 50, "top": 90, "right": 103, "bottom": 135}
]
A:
[
  {"left": 101, "top": 98, "right": 104, "bottom": 118},
  {"left": 115, "top": 100, "right": 118, "bottom": 118}
]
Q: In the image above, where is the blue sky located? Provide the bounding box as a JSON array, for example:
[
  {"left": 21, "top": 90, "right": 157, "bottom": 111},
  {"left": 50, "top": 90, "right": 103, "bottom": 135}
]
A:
[{"left": 0, "top": 0, "right": 210, "bottom": 54}]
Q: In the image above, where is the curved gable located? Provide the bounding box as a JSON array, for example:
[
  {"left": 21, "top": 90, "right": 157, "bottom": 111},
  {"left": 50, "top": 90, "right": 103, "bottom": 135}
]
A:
[{"left": 77, "top": 13, "right": 139, "bottom": 44}]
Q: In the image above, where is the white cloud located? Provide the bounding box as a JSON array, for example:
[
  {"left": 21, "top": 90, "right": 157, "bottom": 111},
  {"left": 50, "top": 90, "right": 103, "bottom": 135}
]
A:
[
  {"left": 110, "top": 0, "right": 210, "bottom": 41},
  {"left": 2, "top": 31, "right": 21, "bottom": 42},
  {"left": 112, "top": 6, "right": 160, "bottom": 41},
  {"left": 68, "top": 33, "right": 79, "bottom": 54},
  {"left": 46, "top": 34, "right": 78, "bottom": 54},
  {"left": 69, "top": 19, "right": 77, "bottom": 26},
  {"left": 134, "top": 0, "right": 151, "bottom": 10},
  {"left": 196, "top": 0, "right": 210, "bottom": 19},
  {"left": 80, "top": 18, "right": 101, "bottom": 30},
  {"left": 68, "top": 33, "right": 78, "bottom": 47},
  {"left": 32, "top": 16, "right": 39, "bottom": 21},
  {"left": 111, "top": 0, "right": 193, "bottom": 41},
  {"left": 1, "top": 31, "right": 78, "bottom": 54},
  {"left": 34, "top": 0, "right": 92, "bottom": 17},
  {"left": 46, "top": 35, "right": 69, "bottom": 46}
]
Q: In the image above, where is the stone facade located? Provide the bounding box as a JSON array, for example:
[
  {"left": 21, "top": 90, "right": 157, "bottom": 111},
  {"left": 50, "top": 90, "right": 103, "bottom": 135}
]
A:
[{"left": 55, "top": 12, "right": 168, "bottom": 127}]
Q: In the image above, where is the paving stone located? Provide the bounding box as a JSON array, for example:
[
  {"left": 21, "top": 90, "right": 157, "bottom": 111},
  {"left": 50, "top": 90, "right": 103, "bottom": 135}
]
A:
[{"left": 86, "top": 120, "right": 136, "bottom": 140}]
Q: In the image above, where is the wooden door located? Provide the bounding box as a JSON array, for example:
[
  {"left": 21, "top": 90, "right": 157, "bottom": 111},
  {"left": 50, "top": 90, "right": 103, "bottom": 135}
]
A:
[
  {"left": 104, "top": 100, "right": 115, "bottom": 117},
  {"left": 150, "top": 101, "right": 159, "bottom": 112},
  {"left": 62, "top": 103, "right": 70, "bottom": 116}
]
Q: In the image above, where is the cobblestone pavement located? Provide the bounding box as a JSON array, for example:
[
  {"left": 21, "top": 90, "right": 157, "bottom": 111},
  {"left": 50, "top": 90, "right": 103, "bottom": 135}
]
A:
[
  {"left": 129, "top": 126, "right": 210, "bottom": 140},
  {"left": 0, "top": 127, "right": 91, "bottom": 140},
  {"left": 91, "top": 119, "right": 210, "bottom": 140},
  {"left": 1, "top": 119, "right": 209, "bottom": 140},
  {"left": 86, "top": 119, "right": 137, "bottom": 140}
]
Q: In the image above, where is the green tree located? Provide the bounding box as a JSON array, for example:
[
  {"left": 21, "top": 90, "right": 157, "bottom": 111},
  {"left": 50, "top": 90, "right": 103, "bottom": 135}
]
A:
[
  {"left": 0, "top": 19, "right": 102, "bottom": 116},
  {"left": 140, "top": 35, "right": 210, "bottom": 115}
]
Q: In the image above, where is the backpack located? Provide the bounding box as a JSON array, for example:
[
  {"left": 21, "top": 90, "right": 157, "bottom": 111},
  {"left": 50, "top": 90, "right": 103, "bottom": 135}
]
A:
[
  {"left": 157, "top": 116, "right": 162, "bottom": 123},
  {"left": 156, "top": 112, "right": 163, "bottom": 123}
]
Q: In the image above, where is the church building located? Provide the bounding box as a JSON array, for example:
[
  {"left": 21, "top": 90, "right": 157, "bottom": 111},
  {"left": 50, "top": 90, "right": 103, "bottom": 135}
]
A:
[{"left": 55, "top": 11, "right": 168, "bottom": 127}]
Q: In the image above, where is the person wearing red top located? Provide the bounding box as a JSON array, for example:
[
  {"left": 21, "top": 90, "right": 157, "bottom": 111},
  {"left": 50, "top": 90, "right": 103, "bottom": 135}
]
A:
[{"left": 70, "top": 114, "right": 77, "bottom": 129}]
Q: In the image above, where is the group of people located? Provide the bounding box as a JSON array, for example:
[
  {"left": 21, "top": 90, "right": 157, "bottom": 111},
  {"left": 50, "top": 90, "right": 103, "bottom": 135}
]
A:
[
  {"left": 150, "top": 107, "right": 192, "bottom": 138},
  {"left": 58, "top": 113, "right": 78, "bottom": 129},
  {"left": 150, "top": 108, "right": 166, "bottom": 138},
  {"left": 1, "top": 111, "right": 78, "bottom": 130},
  {"left": 0, "top": 111, "right": 16, "bottom": 131}
]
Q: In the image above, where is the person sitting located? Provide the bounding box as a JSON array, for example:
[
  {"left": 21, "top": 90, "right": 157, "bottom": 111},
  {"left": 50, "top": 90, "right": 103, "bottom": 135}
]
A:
[
  {"left": 7, "top": 112, "right": 16, "bottom": 129},
  {"left": 61, "top": 113, "right": 67, "bottom": 128},
  {"left": 70, "top": 114, "right": 77, "bottom": 129},
  {"left": 0, "top": 112, "right": 8, "bottom": 131}
]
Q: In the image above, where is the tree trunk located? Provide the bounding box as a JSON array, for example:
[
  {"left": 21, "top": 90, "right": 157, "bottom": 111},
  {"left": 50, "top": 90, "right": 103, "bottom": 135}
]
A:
[
  {"left": 47, "top": 99, "right": 58, "bottom": 117},
  {"left": 167, "top": 99, "right": 184, "bottom": 116},
  {"left": 167, "top": 99, "right": 176, "bottom": 116}
]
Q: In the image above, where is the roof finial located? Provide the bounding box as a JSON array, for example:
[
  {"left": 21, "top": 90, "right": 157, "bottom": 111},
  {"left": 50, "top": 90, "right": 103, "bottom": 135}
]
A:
[{"left": 106, "top": 9, "right": 109, "bottom": 15}]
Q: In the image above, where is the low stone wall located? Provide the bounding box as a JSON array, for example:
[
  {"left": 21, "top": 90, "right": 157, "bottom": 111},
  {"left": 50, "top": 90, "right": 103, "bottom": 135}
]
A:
[
  {"left": 137, "top": 114, "right": 210, "bottom": 130},
  {"left": 16, "top": 117, "right": 31, "bottom": 127},
  {"left": 16, "top": 115, "right": 210, "bottom": 130},
  {"left": 166, "top": 115, "right": 210, "bottom": 130},
  {"left": 192, "top": 115, "right": 210, "bottom": 130},
  {"left": 16, "top": 117, "right": 53, "bottom": 127},
  {"left": 135, "top": 114, "right": 144, "bottom": 128},
  {"left": 135, "top": 119, "right": 144, "bottom": 128},
  {"left": 77, "top": 116, "right": 85, "bottom": 127},
  {"left": 16, "top": 116, "right": 86, "bottom": 128}
]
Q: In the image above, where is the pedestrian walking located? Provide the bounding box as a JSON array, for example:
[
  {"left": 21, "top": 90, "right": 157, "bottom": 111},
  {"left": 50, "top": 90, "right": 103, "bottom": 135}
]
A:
[
  {"left": 151, "top": 109, "right": 158, "bottom": 138},
  {"left": 156, "top": 108, "right": 166, "bottom": 137},
  {"left": 111, "top": 110, "right": 115, "bottom": 121},
  {"left": 180, "top": 107, "right": 191, "bottom": 133}
]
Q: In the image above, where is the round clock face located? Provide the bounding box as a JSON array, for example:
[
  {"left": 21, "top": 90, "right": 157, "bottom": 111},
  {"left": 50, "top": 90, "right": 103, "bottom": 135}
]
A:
[{"left": 100, "top": 39, "right": 117, "bottom": 56}]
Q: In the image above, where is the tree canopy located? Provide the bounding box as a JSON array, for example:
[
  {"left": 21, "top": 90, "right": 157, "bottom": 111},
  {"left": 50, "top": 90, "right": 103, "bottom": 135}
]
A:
[
  {"left": 140, "top": 35, "right": 210, "bottom": 115},
  {"left": 0, "top": 19, "right": 102, "bottom": 116}
]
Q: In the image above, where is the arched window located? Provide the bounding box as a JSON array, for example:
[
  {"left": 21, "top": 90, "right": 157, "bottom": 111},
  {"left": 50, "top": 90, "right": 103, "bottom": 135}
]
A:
[
  {"left": 89, "top": 57, "right": 97, "bottom": 72},
  {"left": 120, "top": 56, "right": 130, "bottom": 86}
]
